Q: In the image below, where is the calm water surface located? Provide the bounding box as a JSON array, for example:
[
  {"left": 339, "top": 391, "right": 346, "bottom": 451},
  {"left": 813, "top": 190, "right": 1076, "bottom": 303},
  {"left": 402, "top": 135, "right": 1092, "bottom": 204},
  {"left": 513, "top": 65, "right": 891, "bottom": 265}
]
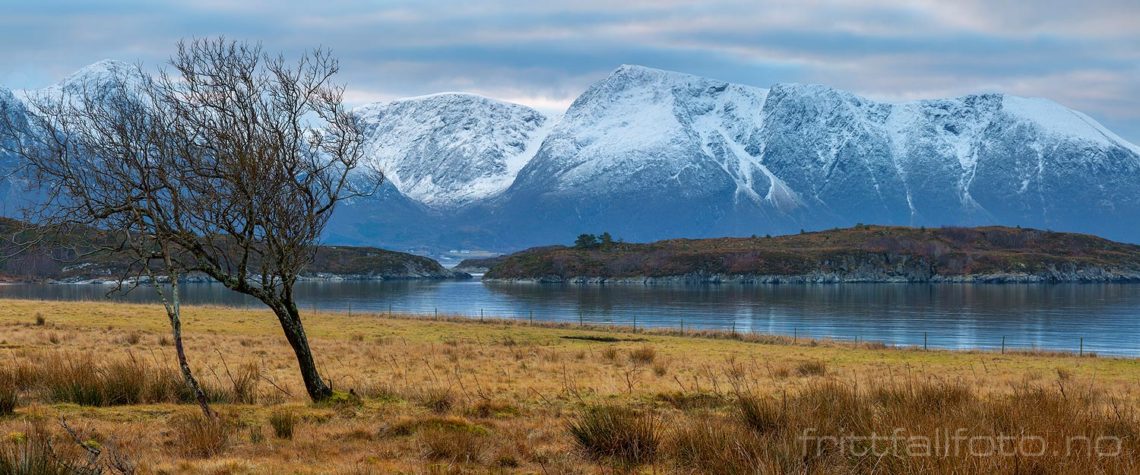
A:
[{"left": 2, "top": 281, "right": 1139, "bottom": 356}]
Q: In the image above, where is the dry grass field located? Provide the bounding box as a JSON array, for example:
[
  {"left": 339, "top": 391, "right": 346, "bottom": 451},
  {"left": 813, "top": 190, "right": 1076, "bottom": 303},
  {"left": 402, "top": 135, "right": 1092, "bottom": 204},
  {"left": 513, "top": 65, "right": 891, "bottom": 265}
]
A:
[{"left": 1, "top": 298, "right": 1139, "bottom": 473}]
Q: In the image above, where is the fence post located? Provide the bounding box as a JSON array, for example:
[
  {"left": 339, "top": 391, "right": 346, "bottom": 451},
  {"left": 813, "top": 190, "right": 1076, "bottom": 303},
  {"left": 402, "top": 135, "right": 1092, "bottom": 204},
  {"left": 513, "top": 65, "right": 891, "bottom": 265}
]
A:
[
  {"left": 529, "top": 310, "right": 533, "bottom": 324},
  {"left": 794, "top": 327, "right": 797, "bottom": 344},
  {"left": 633, "top": 314, "right": 637, "bottom": 333},
  {"left": 732, "top": 322, "right": 736, "bottom": 337},
  {"left": 924, "top": 332, "right": 928, "bottom": 351},
  {"left": 480, "top": 309, "right": 484, "bottom": 322},
  {"left": 1080, "top": 337, "right": 1084, "bottom": 357},
  {"left": 1001, "top": 336, "right": 1005, "bottom": 354},
  {"left": 680, "top": 318, "right": 684, "bottom": 335},
  {"left": 388, "top": 303, "right": 392, "bottom": 318}
]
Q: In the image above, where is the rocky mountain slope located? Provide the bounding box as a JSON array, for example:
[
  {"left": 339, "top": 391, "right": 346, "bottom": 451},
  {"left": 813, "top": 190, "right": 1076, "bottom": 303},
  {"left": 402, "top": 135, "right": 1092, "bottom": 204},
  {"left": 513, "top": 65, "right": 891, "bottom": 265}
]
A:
[
  {"left": 336, "top": 65, "right": 1140, "bottom": 252},
  {"left": 483, "top": 225, "right": 1140, "bottom": 284},
  {"left": 3, "top": 62, "right": 1139, "bottom": 254},
  {"left": 354, "top": 93, "right": 552, "bottom": 208}
]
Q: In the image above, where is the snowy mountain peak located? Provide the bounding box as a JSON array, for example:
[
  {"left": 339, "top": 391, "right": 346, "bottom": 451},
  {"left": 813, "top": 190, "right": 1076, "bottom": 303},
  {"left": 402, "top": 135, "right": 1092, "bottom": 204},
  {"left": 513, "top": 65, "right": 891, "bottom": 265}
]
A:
[
  {"left": 354, "top": 92, "right": 552, "bottom": 208},
  {"left": 58, "top": 59, "right": 143, "bottom": 90},
  {"left": 34, "top": 59, "right": 148, "bottom": 103},
  {"left": 4, "top": 61, "right": 1140, "bottom": 251},
  {"left": 999, "top": 95, "right": 1140, "bottom": 155}
]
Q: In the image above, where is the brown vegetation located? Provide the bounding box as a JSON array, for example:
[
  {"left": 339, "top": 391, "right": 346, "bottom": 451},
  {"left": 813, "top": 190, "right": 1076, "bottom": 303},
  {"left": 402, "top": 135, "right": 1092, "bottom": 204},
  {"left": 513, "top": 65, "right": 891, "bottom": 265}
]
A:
[
  {"left": 485, "top": 225, "right": 1140, "bottom": 280},
  {"left": 0, "top": 299, "right": 1138, "bottom": 473}
]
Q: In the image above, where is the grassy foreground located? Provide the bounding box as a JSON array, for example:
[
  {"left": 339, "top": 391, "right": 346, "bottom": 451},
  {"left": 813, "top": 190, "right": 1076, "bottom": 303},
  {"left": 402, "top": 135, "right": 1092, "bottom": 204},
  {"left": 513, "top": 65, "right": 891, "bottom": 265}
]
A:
[{"left": 0, "top": 299, "right": 1139, "bottom": 473}]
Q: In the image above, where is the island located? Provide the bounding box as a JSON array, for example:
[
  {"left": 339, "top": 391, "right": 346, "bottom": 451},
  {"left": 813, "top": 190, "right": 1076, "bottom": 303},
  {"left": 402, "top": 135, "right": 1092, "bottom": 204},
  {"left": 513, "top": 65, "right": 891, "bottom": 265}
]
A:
[
  {"left": 0, "top": 217, "right": 467, "bottom": 283},
  {"left": 484, "top": 225, "right": 1140, "bottom": 284}
]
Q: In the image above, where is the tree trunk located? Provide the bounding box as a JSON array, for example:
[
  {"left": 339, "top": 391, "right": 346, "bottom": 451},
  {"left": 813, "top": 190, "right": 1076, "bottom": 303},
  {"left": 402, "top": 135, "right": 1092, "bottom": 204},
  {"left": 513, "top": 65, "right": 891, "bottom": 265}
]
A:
[
  {"left": 159, "top": 276, "right": 215, "bottom": 418},
  {"left": 271, "top": 301, "right": 333, "bottom": 401},
  {"left": 171, "top": 309, "right": 215, "bottom": 419}
]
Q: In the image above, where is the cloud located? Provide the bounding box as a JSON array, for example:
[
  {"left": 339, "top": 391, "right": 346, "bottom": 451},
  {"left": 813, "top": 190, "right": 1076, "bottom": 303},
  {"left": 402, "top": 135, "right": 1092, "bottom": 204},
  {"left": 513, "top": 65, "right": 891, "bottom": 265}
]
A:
[{"left": 0, "top": 0, "right": 1136, "bottom": 142}]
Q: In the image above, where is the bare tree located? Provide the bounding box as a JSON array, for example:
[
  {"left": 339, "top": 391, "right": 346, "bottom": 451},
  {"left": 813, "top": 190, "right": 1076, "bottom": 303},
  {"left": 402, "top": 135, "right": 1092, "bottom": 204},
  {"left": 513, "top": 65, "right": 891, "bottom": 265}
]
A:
[
  {"left": 1, "top": 64, "right": 217, "bottom": 416},
  {"left": 3, "top": 38, "right": 374, "bottom": 402}
]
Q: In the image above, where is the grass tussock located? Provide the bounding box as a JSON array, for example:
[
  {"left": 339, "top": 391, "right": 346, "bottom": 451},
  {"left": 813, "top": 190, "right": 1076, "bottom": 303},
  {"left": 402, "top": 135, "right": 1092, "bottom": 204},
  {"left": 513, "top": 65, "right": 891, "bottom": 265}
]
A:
[
  {"left": 568, "top": 405, "right": 661, "bottom": 467},
  {"left": 1, "top": 299, "right": 1139, "bottom": 473},
  {"left": 1, "top": 352, "right": 264, "bottom": 407},
  {"left": 416, "top": 387, "right": 455, "bottom": 414},
  {"left": 419, "top": 426, "right": 489, "bottom": 464},
  {"left": 656, "top": 391, "right": 729, "bottom": 411},
  {"left": 466, "top": 399, "right": 519, "bottom": 419},
  {"left": 0, "top": 427, "right": 77, "bottom": 475},
  {"left": 697, "top": 378, "right": 1140, "bottom": 473},
  {"left": 667, "top": 416, "right": 764, "bottom": 474},
  {"left": 795, "top": 360, "right": 827, "bottom": 376},
  {"left": 269, "top": 408, "right": 298, "bottom": 439},
  {"left": 0, "top": 377, "right": 16, "bottom": 417},
  {"left": 383, "top": 416, "right": 488, "bottom": 438},
  {"left": 629, "top": 345, "right": 657, "bottom": 365},
  {"left": 171, "top": 413, "right": 229, "bottom": 458}
]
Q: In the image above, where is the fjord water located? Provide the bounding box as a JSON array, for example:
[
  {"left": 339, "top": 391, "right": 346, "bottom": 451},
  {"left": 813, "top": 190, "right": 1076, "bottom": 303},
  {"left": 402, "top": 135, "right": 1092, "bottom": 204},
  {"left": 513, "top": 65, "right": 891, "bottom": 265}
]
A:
[{"left": 3, "top": 281, "right": 1139, "bottom": 356}]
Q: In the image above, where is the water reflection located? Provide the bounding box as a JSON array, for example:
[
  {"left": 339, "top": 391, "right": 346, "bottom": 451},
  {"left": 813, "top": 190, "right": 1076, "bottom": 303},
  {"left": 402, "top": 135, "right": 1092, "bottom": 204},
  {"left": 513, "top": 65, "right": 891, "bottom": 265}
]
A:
[{"left": 1, "top": 281, "right": 1138, "bottom": 356}]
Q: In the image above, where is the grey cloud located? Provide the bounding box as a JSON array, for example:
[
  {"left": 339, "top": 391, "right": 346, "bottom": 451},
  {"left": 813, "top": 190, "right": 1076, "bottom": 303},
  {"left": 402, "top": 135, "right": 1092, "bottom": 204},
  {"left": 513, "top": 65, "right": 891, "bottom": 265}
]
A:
[{"left": 0, "top": 0, "right": 1135, "bottom": 142}]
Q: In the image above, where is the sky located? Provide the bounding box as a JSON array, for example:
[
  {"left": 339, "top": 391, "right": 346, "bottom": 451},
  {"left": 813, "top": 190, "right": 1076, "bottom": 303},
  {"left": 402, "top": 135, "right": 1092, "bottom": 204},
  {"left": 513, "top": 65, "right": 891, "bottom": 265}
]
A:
[{"left": 1, "top": 0, "right": 1138, "bottom": 143}]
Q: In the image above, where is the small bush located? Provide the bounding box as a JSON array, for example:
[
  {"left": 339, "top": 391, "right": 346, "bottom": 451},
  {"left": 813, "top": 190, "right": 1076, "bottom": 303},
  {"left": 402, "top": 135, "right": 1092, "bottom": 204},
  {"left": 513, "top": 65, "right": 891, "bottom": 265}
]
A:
[
  {"left": 629, "top": 346, "right": 656, "bottom": 365},
  {"left": 568, "top": 405, "right": 660, "bottom": 466},
  {"left": 33, "top": 313, "right": 45, "bottom": 326},
  {"left": 269, "top": 409, "right": 298, "bottom": 440},
  {"left": 795, "top": 360, "right": 827, "bottom": 377},
  {"left": 600, "top": 347, "right": 619, "bottom": 361},
  {"left": 171, "top": 414, "right": 229, "bottom": 458}
]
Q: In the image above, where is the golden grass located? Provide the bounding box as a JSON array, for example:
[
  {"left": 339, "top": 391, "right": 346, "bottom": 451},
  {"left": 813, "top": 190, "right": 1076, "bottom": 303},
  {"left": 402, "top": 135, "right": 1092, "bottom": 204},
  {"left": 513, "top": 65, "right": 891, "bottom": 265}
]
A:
[{"left": 0, "top": 298, "right": 1138, "bottom": 473}]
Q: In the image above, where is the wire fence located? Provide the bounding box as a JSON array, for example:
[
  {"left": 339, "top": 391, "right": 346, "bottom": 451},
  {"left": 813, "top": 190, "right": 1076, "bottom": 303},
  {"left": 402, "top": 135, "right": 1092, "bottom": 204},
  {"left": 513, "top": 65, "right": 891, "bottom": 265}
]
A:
[{"left": 339, "top": 303, "right": 1132, "bottom": 358}]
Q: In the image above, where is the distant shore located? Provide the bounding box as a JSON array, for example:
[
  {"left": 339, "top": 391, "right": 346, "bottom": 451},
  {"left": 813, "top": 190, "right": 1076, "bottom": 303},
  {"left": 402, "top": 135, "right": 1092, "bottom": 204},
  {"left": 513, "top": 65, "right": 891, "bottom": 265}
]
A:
[
  {"left": 484, "top": 225, "right": 1140, "bottom": 284},
  {"left": 485, "top": 270, "right": 1140, "bottom": 285}
]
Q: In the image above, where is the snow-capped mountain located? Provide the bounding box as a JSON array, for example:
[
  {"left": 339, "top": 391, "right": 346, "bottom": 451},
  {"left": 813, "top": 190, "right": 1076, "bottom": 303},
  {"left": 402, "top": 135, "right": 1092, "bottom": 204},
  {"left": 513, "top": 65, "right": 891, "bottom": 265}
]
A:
[
  {"left": 0, "top": 86, "right": 33, "bottom": 217},
  {"left": 0, "top": 60, "right": 148, "bottom": 218},
  {"left": 487, "top": 65, "right": 800, "bottom": 245},
  {"left": 448, "top": 65, "right": 1133, "bottom": 250},
  {"left": 3, "top": 61, "right": 1139, "bottom": 253},
  {"left": 354, "top": 93, "right": 552, "bottom": 208}
]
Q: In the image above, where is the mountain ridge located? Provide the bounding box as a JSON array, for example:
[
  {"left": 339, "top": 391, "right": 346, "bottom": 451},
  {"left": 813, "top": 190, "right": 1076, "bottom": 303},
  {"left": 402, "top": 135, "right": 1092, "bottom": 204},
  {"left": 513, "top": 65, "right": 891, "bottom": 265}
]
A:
[{"left": 2, "top": 62, "right": 1138, "bottom": 254}]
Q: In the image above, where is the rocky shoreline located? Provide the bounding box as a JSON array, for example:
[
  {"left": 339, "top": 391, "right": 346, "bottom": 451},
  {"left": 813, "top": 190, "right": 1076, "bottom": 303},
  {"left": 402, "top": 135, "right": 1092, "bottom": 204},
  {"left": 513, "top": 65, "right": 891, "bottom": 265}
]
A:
[
  {"left": 38, "top": 270, "right": 470, "bottom": 285},
  {"left": 485, "top": 268, "right": 1140, "bottom": 285}
]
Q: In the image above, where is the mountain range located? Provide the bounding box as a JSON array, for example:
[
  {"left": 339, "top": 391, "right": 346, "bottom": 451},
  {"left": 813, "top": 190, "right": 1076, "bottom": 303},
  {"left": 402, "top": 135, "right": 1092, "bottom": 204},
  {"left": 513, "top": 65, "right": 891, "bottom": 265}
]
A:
[{"left": 3, "top": 61, "right": 1140, "bottom": 257}]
